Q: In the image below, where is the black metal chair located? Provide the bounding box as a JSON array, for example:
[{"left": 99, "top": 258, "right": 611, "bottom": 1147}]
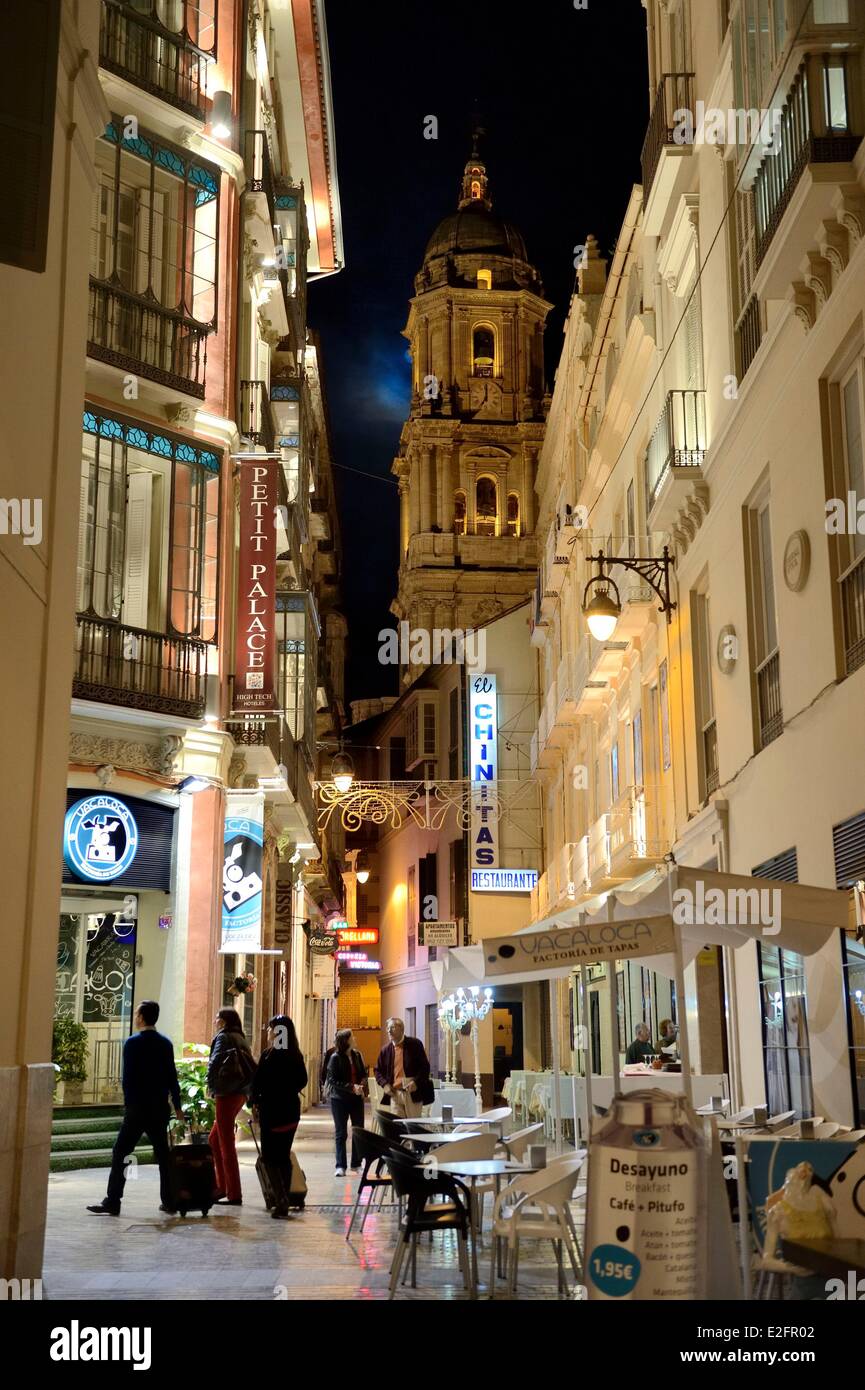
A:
[
  {"left": 345, "top": 1128, "right": 395, "bottom": 1239},
  {"left": 386, "top": 1147, "right": 476, "bottom": 1299}
]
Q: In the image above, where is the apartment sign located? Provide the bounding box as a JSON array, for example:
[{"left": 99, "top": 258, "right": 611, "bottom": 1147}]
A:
[
  {"left": 235, "top": 461, "right": 278, "bottom": 712},
  {"left": 469, "top": 672, "right": 499, "bottom": 870},
  {"left": 418, "top": 920, "right": 459, "bottom": 947}
]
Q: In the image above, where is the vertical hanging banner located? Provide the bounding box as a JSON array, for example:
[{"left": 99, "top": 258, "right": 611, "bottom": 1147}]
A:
[
  {"left": 468, "top": 672, "right": 499, "bottom": 871},
  {"left": 221, "top": 789, "right": 265, "bottom": 953},
  {"left": 235, "top": 460, "right": 278, "bottom": 712}
]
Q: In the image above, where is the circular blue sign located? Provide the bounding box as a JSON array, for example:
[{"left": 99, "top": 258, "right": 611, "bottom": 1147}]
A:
[
  {"left": 64, "top": 795, "right": 139, "bottom": 882},
  {"left": 588, "top": 1244, "right": 641, "bottom": 1297}
]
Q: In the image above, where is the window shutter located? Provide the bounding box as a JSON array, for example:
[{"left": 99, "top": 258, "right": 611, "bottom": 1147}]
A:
[
  {"left": 122, "top": 472, "right": 153, "bottom": 631},
  {"left": 0, "top": 0, "right": 61, "bottom": 272},
  {"left": 752, "top": 847, "right": 799, "bottom": 883},
  {"left": 833, "top": 811, "right": 865, "bottom": 888}
]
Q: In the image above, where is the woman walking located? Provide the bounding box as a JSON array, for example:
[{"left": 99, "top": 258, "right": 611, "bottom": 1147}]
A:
[
  {"left": 250, "top": 1015, "right": 308, "bottom": 1219},
  {"left": 326, "top": 1028, "right": 369, "bottom": 1176},
  {"left": 207, "top": 1008, "right": 255, "bottom": 1206}
]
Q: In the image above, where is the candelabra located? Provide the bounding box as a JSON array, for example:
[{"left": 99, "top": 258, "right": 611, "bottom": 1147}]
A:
[{"left": 437, "top": 994, "right": 464, "bottom": 1085}]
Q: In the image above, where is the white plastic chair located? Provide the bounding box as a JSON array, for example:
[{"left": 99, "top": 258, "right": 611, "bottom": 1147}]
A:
[
  {"left": 489, "top": 1155, "right": 584, "bottom": 1299},
  {"left": 498, "top": 1123, "right": 544, "bottom": 1162}
]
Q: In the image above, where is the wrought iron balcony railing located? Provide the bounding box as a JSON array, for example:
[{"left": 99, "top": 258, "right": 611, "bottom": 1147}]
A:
[
  {"left": 754, "top": 58, "right": 862, "bottom": 268},
  {"left": 239, "top": 379, "right": 276, "bottom": 452},
  {"left": 736, "top": 293, "right": 764, "bottom": 381},
  {"left": 645, "top": 389, "right": 707, "bottom": 513},
  {"left": 641, "top": 72, "right": 695, "bottom": 200},
  {"left": 756, "top": 648, "right": 783, "bottom": 749},
  {"left": 74, "top": 615, "right": 207, "bottom": 718},
  {"left": 99, "top": 0, "right": 213, "bottom": 122},
  {"left": 840, "top": 551, "right": 865, "bottom": 676},
  {"left": 88, "top": 279, "right": 209, "bottom": 398}
]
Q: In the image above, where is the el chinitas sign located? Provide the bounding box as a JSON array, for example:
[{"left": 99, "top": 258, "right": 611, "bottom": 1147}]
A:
[
  {"left": 235, "top": 461, "right": 278, "bottom": 712},
  {"left": 469, "top": 673, "right": 499, "bottom": 870},
  {"left": 481, "top": 915, "right": 678, "bottom": 977}
]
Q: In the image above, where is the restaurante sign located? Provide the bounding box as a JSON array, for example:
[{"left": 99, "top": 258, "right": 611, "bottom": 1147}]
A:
[
  {"left": 482, "top": 915, "right": 677, "bottom": 975},
  {"left": 234, "top": 461, "right": 278, "bottom": 712}
]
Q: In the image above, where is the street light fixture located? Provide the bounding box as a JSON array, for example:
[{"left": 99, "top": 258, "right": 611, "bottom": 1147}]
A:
[
  {"left": 582, "top": 546, "right": 677, "bottom": 641},
  {"left": 355, "top": 852, "right": 370, "bottom": 885},
  {"left": 331, "top": 747, "right": 355, "bottom": 794}
]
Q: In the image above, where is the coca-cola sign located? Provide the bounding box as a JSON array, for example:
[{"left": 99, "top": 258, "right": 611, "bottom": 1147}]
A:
[{"left": 235, "top": 461, "right": 278, "bottom": 712}]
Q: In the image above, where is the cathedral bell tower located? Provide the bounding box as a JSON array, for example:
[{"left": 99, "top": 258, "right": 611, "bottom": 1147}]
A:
[{"left": 391, "top": 139, "right": 552, "bottom": 672}]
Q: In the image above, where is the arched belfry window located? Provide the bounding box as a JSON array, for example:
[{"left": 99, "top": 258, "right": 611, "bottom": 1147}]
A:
[
  {"left": 472, "top": 326, "right": 495, "bottom": 377},
  {"left": 476, "top": 476, "right": 497, "bottom": 537},
  {"left": 453, "top": 491, "right": 466, "bottom": 536},
  {"left": 506, "top": 492, "right": 520, "bottom": 537},
  {"left": 477, "top": 268, "right": 492, "bottom": 290},
  {"left": 471, "top": 180, "right": 481, "bottom": 200}
]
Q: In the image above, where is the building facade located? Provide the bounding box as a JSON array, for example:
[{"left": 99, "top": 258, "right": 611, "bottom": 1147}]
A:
[
  {"left": 532, "top": 0, "right": 865, "bottom": 1122},
  {"left": 2, "top": 0, "right": 346, "bottom": 1279}
]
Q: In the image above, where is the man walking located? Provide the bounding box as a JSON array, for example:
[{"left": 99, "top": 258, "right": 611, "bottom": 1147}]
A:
[
  {"left": 375, "top": 1016, "right": 433, "bottom": 1119},
  {"left": 87, "top": 999, "right": 184, "bottom": 1216}
]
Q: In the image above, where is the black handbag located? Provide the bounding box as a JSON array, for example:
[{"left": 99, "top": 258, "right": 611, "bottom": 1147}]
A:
[{"left": 216, "top": 1044, "right": 256, "bottom": 1094}]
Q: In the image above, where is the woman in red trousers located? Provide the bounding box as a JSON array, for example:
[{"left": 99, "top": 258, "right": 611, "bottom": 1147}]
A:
[{"left": 207, "top": 1008, "right": 255, "bottom": 1205}]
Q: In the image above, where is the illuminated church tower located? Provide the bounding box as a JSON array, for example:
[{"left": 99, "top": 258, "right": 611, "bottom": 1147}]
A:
[{"left": 392, "top": 139, "right": 551, "bottom": 664}]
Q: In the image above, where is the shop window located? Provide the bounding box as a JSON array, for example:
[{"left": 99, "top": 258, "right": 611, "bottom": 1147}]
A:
[
  {"left": 506, "top": 492, "right": 520, "bottom": 537},
  {"left": 758, "top": 944, "right": 813, "bottom": 1119},
  {"left": 475, "top": 476, "right": 497, "bottom": 537},
  {"left": 472, "top": 325, "right": 495, "bottom": 376},
  {"left": 842, "top": 935, "right": 865, "bottom": 1126},
  {"left": 453, "top": 490, "right": 467, "bottom": 536},
  {"left": 77, "top": 408, "right": 219, "bottom": 639}
]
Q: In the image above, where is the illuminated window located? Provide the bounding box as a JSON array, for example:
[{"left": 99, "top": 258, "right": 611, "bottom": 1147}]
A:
[
  {"left": 476, "top": 477, "right": 497, "bottom": 537},
  {"left": 506, "top": 492, "right": 520, "bottom": 537},
  {"left": 477, "top": 268, "right": 492, "bottom": 290},
  {"left": 471, "top": 180, "right": 481, "bottom": 199},
  {"left": 453, "top": 490, "right": 466, "bottom": 536},
  {"left": 472, "top": 325, "right": 495, "bottom": 376}
]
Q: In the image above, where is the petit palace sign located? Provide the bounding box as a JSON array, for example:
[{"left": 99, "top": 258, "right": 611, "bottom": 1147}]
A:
[{"left": 235, "top": 462, "right": 278, "bottom": 712}]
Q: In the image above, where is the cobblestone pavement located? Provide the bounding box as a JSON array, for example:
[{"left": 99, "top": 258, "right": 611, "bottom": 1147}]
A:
[{"left": 43, "top": 1108, "right": 579, "bottom": 1301}]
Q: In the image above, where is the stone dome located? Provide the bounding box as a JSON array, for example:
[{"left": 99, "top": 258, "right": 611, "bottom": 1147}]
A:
[{"left": 424, "top": 205, "right": 529, "bottom": 264}]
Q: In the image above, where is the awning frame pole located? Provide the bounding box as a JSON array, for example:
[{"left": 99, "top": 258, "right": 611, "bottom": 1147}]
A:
[{"left": 549, "top": 975, "right": 562, "bottom": 1153}]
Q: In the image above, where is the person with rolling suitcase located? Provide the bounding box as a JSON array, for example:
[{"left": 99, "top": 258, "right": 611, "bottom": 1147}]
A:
[
  {"left": 86, "top": 999, "right": 184, "bottom": 1217},
  {"left": 207, "top": 1007, "right": 256, "bottom": 1206},
  {"left": 250, "top": 1014, "right": 308, "bottom": 1219}
]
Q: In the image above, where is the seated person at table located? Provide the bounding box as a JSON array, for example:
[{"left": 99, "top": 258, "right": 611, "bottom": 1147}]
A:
[
  {"left": 625, "top": 1023, "right": 656, "bottom": 1065},
  {"left": 658, "top": 1019, "right": 678, "bottom": 1058}
]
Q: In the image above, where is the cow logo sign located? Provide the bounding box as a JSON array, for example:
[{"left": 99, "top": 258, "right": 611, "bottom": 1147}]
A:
[{"left": 64, "top": 795, "right": 139, "bottom": 883}]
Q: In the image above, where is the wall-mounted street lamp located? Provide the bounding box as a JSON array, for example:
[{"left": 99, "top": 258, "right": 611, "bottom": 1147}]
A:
[
  {"left": 355, "top": 852, "right": 370, "bottom": 885},
  {"left": 211, "top": 90, "right": 232, "bottom": 141},
  {"left": 330, "top": 745, "right": 355, "bottom": 794},
  {"left": 582, "top": 546, "right": 676, "bottom": 642}
]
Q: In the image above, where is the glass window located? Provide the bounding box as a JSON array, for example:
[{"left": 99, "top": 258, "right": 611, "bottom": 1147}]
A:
[
  {"left": 472, "top": 326, "right": 495, "bottom": 376},
  {"left": 453, "top": 490, "right": 467, "bottom": 536},
  {"left": 659, "top": 660, "right": 671, "bottom": 771},
  {"left": 759, "top": 943, "right": 813, "bottom": 1118},
  {"left": 814, "top": 0, "right": 850, "bottom": 21},
  {"left": 610, "top": 743, "right": 620, "bottom": 802},
  {"left": 842, "top": 366, "right": 865, "bottom": 560},
  {"left": 758, "top": 503, "right": 778, "bottom": 656},
  {"left": 843, "top": 935, "right": 865, "bottom": 1125},
  {"left": 506, "top": 492, "right": 520, "bottom": 537},
  {"left": 824, "top": 58, "right": 850, "bottom": 133},
  {"left": 633, "top": 709, "right": 644, "bottom": 787},
  {"left": 476, "top": 477, "right": 497, "bottom": 537}
]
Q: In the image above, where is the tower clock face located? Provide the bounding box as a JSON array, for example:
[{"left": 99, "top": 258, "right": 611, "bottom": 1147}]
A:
[{"left": 470, "top": 379, "right": 503, "bottom": 417}]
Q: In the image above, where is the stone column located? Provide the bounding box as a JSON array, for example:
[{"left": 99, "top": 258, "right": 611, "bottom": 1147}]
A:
[
  {"left": 522, "top": 444, "right": 537, "bottom": 534},
  {"left": 408, "top": 450, "right": 420, "bottom": 538},
  {"left": 420, "top": 445, "right": 433, "bottom": 533},
  {"left": 439, "top": 444, "right": 454, "bottom": 532},
  {"left": 399, "top": 478, "right": 410, "bottom": 554}
]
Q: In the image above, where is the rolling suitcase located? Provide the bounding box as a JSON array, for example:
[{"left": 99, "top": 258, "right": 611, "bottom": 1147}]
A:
[
  {"left": 168, "top": 1131, "right": 215, "bottom": 1217},
  {"left": 252, "top": 1126, "right": 307, "bottom": 1211}
]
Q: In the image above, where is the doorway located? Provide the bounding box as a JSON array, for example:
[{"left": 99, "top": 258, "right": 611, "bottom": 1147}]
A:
[
  {"left": 493, "top": 1002, "right": 523, "bottom": 1096},
  {"left": 55, "top": 910, "right": 137, "bottom": 1104}
]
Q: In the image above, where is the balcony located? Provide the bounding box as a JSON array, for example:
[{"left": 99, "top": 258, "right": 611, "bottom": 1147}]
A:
[
  {"left": 225, "top": 714, "right": 293, "bottom": 782},
  {"left": 99, "top": 1, "right": 213, "bottom": 122},
  {"left": 74, "top": 615, "right": 207, "bottom": 719},
  {"left": 531, "top": 838, "right": 591, "bottom": 921},
  {"left": 240, "top": 380, "right": 276, "bottom": 453},
  {"left": 641, "top": 73, "right": 695, "bottom": 236},
  {"left": 540, "top": 526, "right": 571, "bottom": 615},
  {"left": 756, "top": 649, "right": 783, "bottom": 750},
  {"left": 751, "top": 56, "right": 863, "bottom": 298},
  {"left": 736, "top": 293, "right": 764, "bottom": 382},
  {"left": 644, "top": 389, "right": 707, "bottom": 524},
  {"left": 840, "top": 551, "right": 865, "bottom": 676},
  {"left": 588, "top": 785, "right": 671, "bottom": 892},
  {"left": 88, "top": 280, "right": 209, "bottom": 398}
]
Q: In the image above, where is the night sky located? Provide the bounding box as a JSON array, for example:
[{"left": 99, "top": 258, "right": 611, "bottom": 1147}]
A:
[{"left": 310, "top": 0, "right": 650, "bottom": 709}]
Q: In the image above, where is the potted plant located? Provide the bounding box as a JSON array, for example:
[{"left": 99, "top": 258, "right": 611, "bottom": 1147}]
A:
[
  {"left": 52, "top": 1015, "right": 88, "bottom": 1106},
  {"left": 172, "top": 1044, "right": 216, "bottom": 1142}
]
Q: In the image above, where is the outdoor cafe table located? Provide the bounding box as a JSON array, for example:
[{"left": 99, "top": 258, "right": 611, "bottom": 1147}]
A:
[
  {"left": 430, "top": 1158, "right": 539, "bottom": 1289},
  {"left": 395, "top": 1107, "right": 512, "bottom": 1138},
  {"left": 398, "top": 1131, "right": 483, "bottom": 1147}
]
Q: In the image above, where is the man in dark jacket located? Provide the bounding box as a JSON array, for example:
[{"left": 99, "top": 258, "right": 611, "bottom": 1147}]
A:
[
  {"left": 374, "top": 1017, "right": 433, "bottom": 1118},
  {"left": 87, "top": 999, "right": 183, "bottom": 1216}
]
